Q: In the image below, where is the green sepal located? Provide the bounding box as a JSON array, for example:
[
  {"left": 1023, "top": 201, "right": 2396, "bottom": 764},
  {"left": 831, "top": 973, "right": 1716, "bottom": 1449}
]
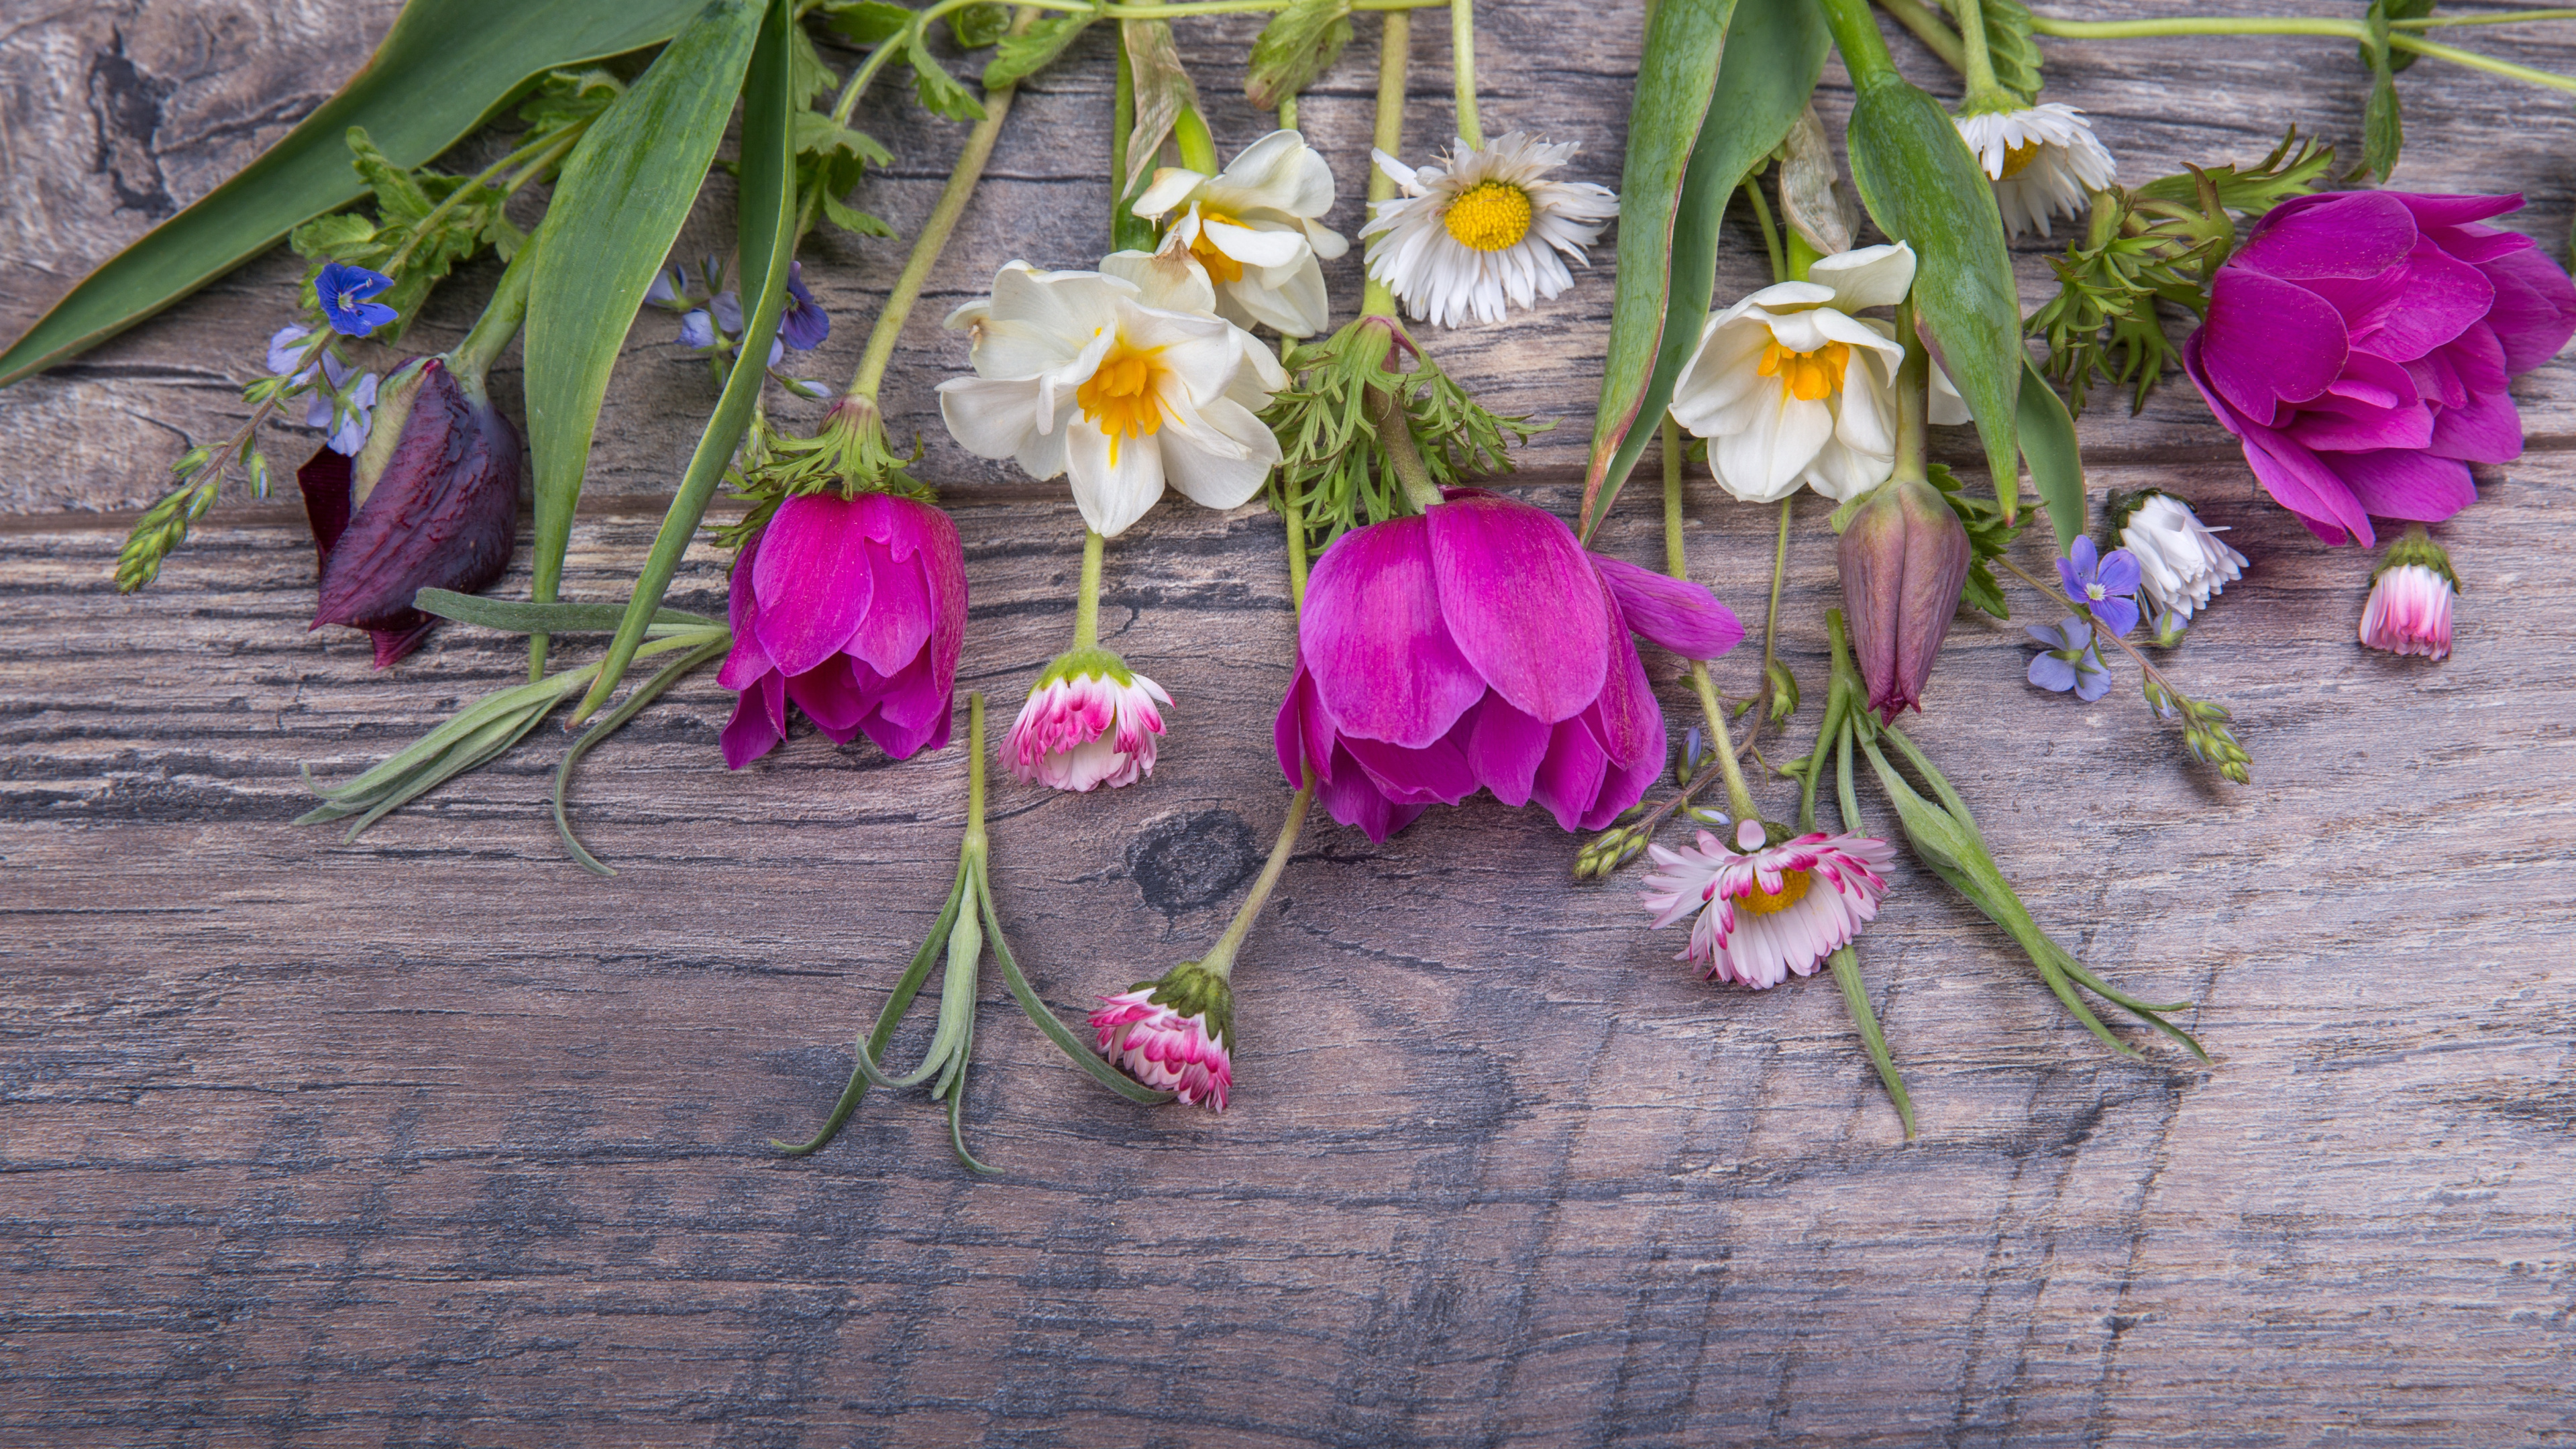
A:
[
  {"left": 1035, "top": 645, "right": 1138, "bottom": 692},
  {"left": 2374, "top": 523, "right": 2460, "bottom": 592},
  {"left": 1136, "top": 960, "right": 1237, "bottom": 1053}
]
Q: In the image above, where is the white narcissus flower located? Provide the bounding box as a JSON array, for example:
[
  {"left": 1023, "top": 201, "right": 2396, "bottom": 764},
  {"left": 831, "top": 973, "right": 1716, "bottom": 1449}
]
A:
[
  {"left": 2118, "top": 492, "right": 2247, "bottom": 621},
  {"left": 1668, "top": 242, "right": 1925, "bottom": 503},
  {"left": 1360, "top": 131, "right": 1618, "bottom": 329},
  {"left": 1131, "top": 129, "right": 1350, "bottom": 338},
  {"left": 937, "top": 261, "right": 1287, "bottom": 538},
  {"left": 1641, "top": 820, "right": 1896, "bottom": 989},
  {"left": 1953, "top": 103, "right": 2116, "bottom": 239}
]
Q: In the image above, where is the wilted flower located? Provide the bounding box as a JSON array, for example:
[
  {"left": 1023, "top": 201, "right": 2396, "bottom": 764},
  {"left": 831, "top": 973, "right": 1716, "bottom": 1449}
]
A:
[
  {"left": 2025, "top": 618, "right": 2110, "bottom": 701},
  {"left": 1132, "top": 129, "right": 1349, "bottom": 337},
  {"left": 2186, "top": 190, "right": 2576, "bottom": 547},
  {"left": 936, "top": 261, "right": 1287, "bottom": 537},
  {"left": 1640, "top": 819, "right": 1896, "bottom": 989},
  {"left": 2114, "top": 491, "right": 2245, "bottom": 622},
  {"left": 1004, "top": 648, "right": 1171, "bottom": 791},
  {"left": 315, "top": 261, "right": 396, "bottom": 337},
  {"left": 1952, "top": 103, "right": 2116, "bottom": 239},
  {"left": 1091, "top": 961, "right": 1232, "bottom": 1110},
  {"left": 1275, "top": 488, "right": 1741, "bottom": 842},
  {"left": 718, "top": 492, "right": 967, "bottom": 767},
  {"left": 1839, "top": 477, "right": 1972, "bottom": 723},
  {"left": 2057, "top": 537, "right": 2142, "bottom": 638},
  {"left": 1670, "top": 244, "right": 1947, "bottom": 503},
  {"left": 2359, "top": 526, "right": 2459, "bottom": 661},
  {"left": 297, "top": 357, "right": 520, "bottom": 667},
  {"left": 1361, "top": 131, "right": 1618, "bottom": 329}
]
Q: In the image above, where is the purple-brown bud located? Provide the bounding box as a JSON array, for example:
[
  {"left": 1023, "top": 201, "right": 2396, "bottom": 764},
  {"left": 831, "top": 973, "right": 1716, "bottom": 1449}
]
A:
[
  {"left": 1838, "top": 477, "right": 1970, "bottom": 722},
  {"left": 298, "top": 356, "right": 521, "bottom": 667}
]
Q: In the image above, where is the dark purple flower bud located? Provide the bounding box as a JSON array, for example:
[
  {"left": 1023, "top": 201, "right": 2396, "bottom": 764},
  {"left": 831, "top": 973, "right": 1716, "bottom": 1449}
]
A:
[
  {"left": 1837, "top": 476, "right": 1971, "bottom": 723},
  {"left": 297, "top": 356, "right": 522, "bottom": 667}
]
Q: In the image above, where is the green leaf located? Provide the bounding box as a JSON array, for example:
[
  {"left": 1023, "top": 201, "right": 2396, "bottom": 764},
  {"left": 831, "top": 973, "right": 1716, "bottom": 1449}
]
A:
[
  {"left": 412, "top": 588, "right": 718, "bottom": 634},
  {"left": 2362, "top": 0, "right": 2436, "bottom": 74},
  {"left": 906, "top": 27, "right": 989, "bottom": 121},
  {"left": 0, "top": 1, "right": 712, "bottom": 387},
  {"left": 819, "top": 1, "right": 912, "bottom": 47},
  {"left": 985, "top": 10, "right": 1099, "bottom": 89},
  {"left": 1246, "top": 0, "right": 1354, "bottom": 112},
  {"left": 573, "top": 0, "right": 799, "bottom": 722},
  {"left": 949, "top": 2, "right": 1013, "bottom": 50},
  {"left": 521, "top": 0, "right": 768, "bottom": 637},
  {"left": 1580, "top": 0, "right": 1827, "bottom": 539},
  {"left": 2017, "top": 357, "right": 2085, "bottom": 552}
]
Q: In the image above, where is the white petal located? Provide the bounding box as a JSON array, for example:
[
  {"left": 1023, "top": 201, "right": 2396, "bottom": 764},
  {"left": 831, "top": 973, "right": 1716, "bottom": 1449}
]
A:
[
  {"left": 1132, "top": 166, "right": 1208, "bottom": 220},
  {"left": 1810, "top": 242, "right": 1916, "bottom": 311},
  {"left": 938, "top": 376, "right": 1045, "bottom": 461},
  {"left": 1066, "top": 420, "right": 1166, "bottom": 537},
  {"left": 1201, "top": 217, "right": 1307, "bottom": 270},
  {"left": 1712, "top": 386, "right": 1833, "bottom": 502},
  {"left": 1102, "top": 248, "right": 1217, "bottom": 315},
  {"left": 1157, "top": 397, "right": 1281, "bottom": 510}
]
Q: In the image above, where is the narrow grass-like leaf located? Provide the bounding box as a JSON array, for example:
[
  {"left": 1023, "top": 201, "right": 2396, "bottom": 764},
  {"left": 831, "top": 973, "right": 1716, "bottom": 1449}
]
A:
[
  {"left": 522, "top": 0, "right": 766, "bottom": 655},
  {"left": 1580, "top": 0, "right": 1827, "bottom": 539},
  {"left": 979, "top": 872, "right": 1173, "bottom": 1105},
  {"left": 413, "top": 589, "right": 716, "bottom": 635},
  {"left": 2017, "top": 358, "right": 2086, "bottom": 552},
  {"left": 773, "top": 861, "right": 970, "bottom": 1156},
  {"left": 553, "top": 635, "right": 729, "bottom": 876},
  {"left": 0, "top": 1, "right": 710, "bottom": 386}
]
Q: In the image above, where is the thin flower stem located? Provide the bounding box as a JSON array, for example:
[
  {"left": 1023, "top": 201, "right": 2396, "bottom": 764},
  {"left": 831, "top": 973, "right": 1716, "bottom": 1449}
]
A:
[
  {"left": 1282, "top": 344, "right": 1311, "bottom": 612},
  {"left": 1368, "top": 383, "right": 1445, "bottom": 512},
  {"left": 1450, "top": 0, "right": 1481, "bottom": 150},
  {"left": 1113, "top": 23, "right": 1138, "bottom": 244},
  {"left": 1073, "top": 527, "right": 1106, "bottom": 651},
  {"left": 1660, "top": 414, "right": 1731, "bottom": 759},
  {"left": 1196, "top": 778, "right": 1317, "bottom": 979},
  {"left": 2396, "top": 9, "right": 2576, "bottom": 25},
  {"left": 448, "top": 231, "right": 541, "bottom": 386},
  {"left": 1761, "top": 496, "right": 1792, "bottom": 696},
  {"left": 1279, "top": 97, "right": 1298, "bottom": 128},
  {"left": 965, "top": 691, "right": 989, "bottom": 853},
  {"left": 1949, "top": 0, "right": 2008, "bottom": 103},
  {"left": 1740, "top": 180, "right": 1786, "bottom": 286},
  {"left": 2390, "top": 32, "right": 2576, "bottom": 93},
  {"left": 1872, "top": 0, "right": 1966, "bottom": 72},
  {"left": 2029, "top": 7, "right": 2576, "bottom": 90},
  {"left": 1362, "top": 9, "right": 1411, "bottom": 320},
  {"left": 1892, "top": 296, "right": 1929, "bottom": 486}
]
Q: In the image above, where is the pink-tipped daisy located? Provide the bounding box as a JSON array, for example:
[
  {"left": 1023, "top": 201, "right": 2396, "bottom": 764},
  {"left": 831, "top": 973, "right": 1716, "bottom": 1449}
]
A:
[
  {"left": 1090, "top": 962, "right": 1233, "bottom": 1110},
  {"left": 1002, "top": 647, "right": 1171, "bottom": 792},
  {"left": 1641, "top": 819, "right": 1896, "bottom": 988}
]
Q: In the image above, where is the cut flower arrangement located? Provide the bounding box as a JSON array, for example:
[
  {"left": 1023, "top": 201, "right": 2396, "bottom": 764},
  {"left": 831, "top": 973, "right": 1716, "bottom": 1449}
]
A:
[{"left": 9, "top": 0, "right": 2572, "bottom": 1161}]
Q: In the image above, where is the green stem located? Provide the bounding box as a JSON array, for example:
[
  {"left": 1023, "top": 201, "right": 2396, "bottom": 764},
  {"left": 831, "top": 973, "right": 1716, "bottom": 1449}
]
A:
[
  {"left": 1368, "top": 382, "right": 1444, "bottom": 512},
  {"left": 1662, "top": 413, "right": 1734, "bottom": 772},
  {"left": 2027, "top": 3, "right": 2576, "bottom": 91},
  {"left": 1197, "top": 780, "right": 1317, "bottom": 979},
  {"left": 1892, "top": 296, "right": 1929, "bottom": 486},
  {"left": 2397, "top": 8, "right": 2576, "bottom": 25},
  {"left": 1815, "top": 0, "right": 1902, "bottom": 88},
  {"left": 1948, "top": 0, "right": 2010, "bottom": 105},
  {"left": 1761, "top": 496, "right": 1791, "bottom": 694},
  {"left": 1450, "top": 0, "right": 1481, "bottom": 149},
  {"left": 1073, "top": 527, "right": 1106, "bottom": 650},
  {"left": 1113, "top": 24, "right": 1140, "bottom": 247},
  {"left": 1362, "top": 9, "right": 1411, "bottom": 319},
  {"left": 447, "top": 231, "right": 540, "bottom": 386},
  {"left": 2391, "top": 31, "right": 2576, "bottom": 92},
  {"left": 1279, "top": 96, "right": 1298, "bottom": 129},
  {"left": 1785, "top": 229, "right": 1821, "bottom": 283},
  {"left": 1871, "top": 0, "right": 1966, "bottom": 72},
  {"left": 1741, "top": 179, "right": 1786, "bottom": 285},
  {"left": 965, "top": 691, "right": 988, "bottom": 849}
]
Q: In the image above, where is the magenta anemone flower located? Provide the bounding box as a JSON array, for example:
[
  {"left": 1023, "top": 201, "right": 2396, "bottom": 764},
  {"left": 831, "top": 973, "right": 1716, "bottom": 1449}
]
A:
[
  {"left": 1274, "top": 488, "right": 1743, "bottom": 842},
  {"left": 718, "top": 492, "right": 966, "bottom": 767},
  {"left": 2185, "top": 191, "right": 2576, "bottom": 547}
]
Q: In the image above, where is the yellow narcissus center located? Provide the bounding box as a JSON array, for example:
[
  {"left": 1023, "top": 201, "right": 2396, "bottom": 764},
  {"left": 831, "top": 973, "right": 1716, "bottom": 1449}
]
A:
[
  {"left": 1442, "top": 180, "right": 1535, "bottom": 252},
  {"left": 1757, "top": 339, "right": 1851, "bottom": 402},
  {"left": 1998, "top": 139, "right": 2045, "bottom": 180},
  {"left": 1077, "top": 338, "right": 1167, "bottom": 465},
  {"left": 1735, "top": 867, "right": 1813, "bottom": 917},
  {"left": 1186, "top": 206, "right": 1246, "bottom": 284}
]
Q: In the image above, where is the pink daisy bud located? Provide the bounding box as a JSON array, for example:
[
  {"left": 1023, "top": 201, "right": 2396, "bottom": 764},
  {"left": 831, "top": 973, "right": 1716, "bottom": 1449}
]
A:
[
  {"left": 1004, "top": 648, "right": 1171, "bottom": 791},
  {"left": 2359, "top": 526, "right": 2459, "bottom": 662},
  {"left": 1640, "top": 819, "right": 1896, "bottom": 989},
  {"left": 1089, "top": 961, "right": 1232, "bottom": 1110}
]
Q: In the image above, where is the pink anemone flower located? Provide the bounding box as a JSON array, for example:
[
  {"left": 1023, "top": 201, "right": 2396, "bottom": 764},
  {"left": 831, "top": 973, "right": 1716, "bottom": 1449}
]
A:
[{"left": 718, "top": 492, "right": 967, "bottom": 767}]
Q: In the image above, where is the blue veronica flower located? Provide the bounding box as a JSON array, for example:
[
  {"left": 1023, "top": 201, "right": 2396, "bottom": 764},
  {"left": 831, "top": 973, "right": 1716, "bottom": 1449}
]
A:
[
  {"left": 2056, "top": 537, "right": 2143, "bottom": 638},
  {"left": 299, "top": 352, "right": 380, "bottom": 455},
  {"left": 2025, "top": 617, "right": 2111, "bottom": 702},
  {"left": 777, "top": 262, "right": 830, "bottom": 352},
  {"left": 678, "top": 309, "right": 717, "bottom": 350},
  {"left": 316, "top": 262, "right": 398, "bottom": 337}
]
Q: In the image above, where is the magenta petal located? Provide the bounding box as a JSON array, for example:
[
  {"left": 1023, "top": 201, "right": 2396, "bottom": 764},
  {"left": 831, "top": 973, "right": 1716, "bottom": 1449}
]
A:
[
  {"left": 2308, "top": 243, "right": 2491, "bottom": 362},
  {"left": 722, "top": 672, "right": 788, "bottom": 769},
  {"left": 1585, "top": 623, "right": 1665, "bottom": 771},
  {"left": 2188, "top": 333, "right": 2371, "bottom": 546},
  {"left": 1528, "top": 717, "right": 1608, "bottom": 833},
  {"left": 1466, "top": 696, "right": 1550, "bottom": 806},
  {"left": 870, "top": 649, "right": 953, "bottom": 735},
  {"left": 2200, "top": 270, "right": 2349, "bottom": 416},
  {"left": 751, "top": 494, "right": 877, "bottom": 677},
  {"left": 1582, "top": 735, "right": 1662, "bottom": 832},
  {"left": 1318, "top": 742, "right": 1423, "bottom": 842},
  {"left": 2287, "top": 352, "right": 2430, "bottom": 453},
  {"left": 2481, "top": 248, "right": 2576, "bottom": 375},
  {"left": 1593, "top": 555, "right": 1745, "bottom": 659},
  {"left": 786, "top": 655, "right": 869, "bottom": 732},
  {"left": 1303, "top": 515, "right": 1486, "bottom": 748},
  {"left": 2334, "top": 449, "right": 2478, "bottom": 524},
  {"left": 2428, "top": 387, "right": 2523, "bottom": 464},
  {"left": 1426, "top": 492, "right": 1609, "bottom": 723},
  {"left": 2394, "top": 193, "right": 2524, "bottom": 229},
  {"left": 2234, "top": 193, "right": 2418, "bottom": 280},
  {"left": 1343, "top": 729, "right": 1478, "bottom": 807},
  {"left": 847, "top": 536, "right": 932, "bottom": 676},
  {"left": 1275, "top": 667, "right": 1340, "bottom": 788},
  {"left": 908, "top": 502, "right": 969, "bottom": 714},
  {"left": 716, "top": 547, "right": 778, "bottom": 691}
]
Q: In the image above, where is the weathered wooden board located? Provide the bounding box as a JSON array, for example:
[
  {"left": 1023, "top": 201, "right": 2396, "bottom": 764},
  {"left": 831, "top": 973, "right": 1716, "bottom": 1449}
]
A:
[{"left": 3, "top": 1, "right": 2574, "bottom": 1444}]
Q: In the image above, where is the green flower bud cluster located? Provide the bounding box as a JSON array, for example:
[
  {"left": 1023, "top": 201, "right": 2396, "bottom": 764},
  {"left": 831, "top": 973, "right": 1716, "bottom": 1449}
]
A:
[{"left": 2143, "top": 677, "right": 2252, "bottom": 784}]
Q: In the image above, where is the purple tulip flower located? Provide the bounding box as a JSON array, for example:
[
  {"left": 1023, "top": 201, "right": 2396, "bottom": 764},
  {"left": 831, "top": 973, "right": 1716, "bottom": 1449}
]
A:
[
  {"left": 2056, "top": 536, "right": 2141, "bottom": 638},
  {"left": 718, "top": 492, "right": 967, "bottom": 768},
  {"left": 2185, "top": 191, "right": 2576, "bottom": 547},
  {"left": 297, "top": 357, "right": 521, "bottom": 667},
  {"left": 1274, "top": 488, "right": 1743, "bottom": 843},
  {"left": 1839, "top": 476, "right": 1972, "bottom": 723}
]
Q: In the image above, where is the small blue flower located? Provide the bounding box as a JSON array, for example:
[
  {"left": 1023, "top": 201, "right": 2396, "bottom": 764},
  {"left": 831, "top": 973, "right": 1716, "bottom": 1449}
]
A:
[
  {"left": 266, "top": 323, "right": 315, "bottom": 378},
  {"left": 2026, "top": 618, "right": 2111, "bottom": 702},
  {"left": 777, "top": 262, "right": 830, "bottom": 352},
  {"left": 2057, "top": 537, "right": 2142, "bottom": 638},
  {"left": 711, "top": 290, "right": 745, "bottom": 334},
  {"left": 678, "top": 309, "right": 717, "bottom": 351},
  {"left": 316, "top": 262, "right": 397, "bottom": 337},
  {"left": 300, "top": 352, "right": 380, "bottom": 455}
]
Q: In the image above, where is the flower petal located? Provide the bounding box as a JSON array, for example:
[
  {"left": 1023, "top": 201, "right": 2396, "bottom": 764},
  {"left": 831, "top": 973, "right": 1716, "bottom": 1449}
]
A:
[
  {"left": 1426, "top": 492, "right": 1609, "bottom": 723},
  {"left": 751, "top": 494, "right": 877, "bottom": 676},
  {"left": 1592, "top": 554, "right": 1744, "bottom": 659},
  {"left": 1301, "top": 515, "right": 1487, "bottom": 749}
]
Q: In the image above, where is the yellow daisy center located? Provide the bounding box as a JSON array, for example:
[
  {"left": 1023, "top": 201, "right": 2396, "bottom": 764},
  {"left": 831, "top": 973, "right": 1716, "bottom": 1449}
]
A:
[
  {"left": 1735, "top": 868, "right": 1813, "bottom": 917},
  {"left": 1442, "top": 180, "right": 1534, "bottom": 252},
  {"left": 1185, "top": 207, "right": 1246, "bottom": 284},
  {"left": 1076, "top": 337, "right": 1167, "bottom": 467},
  {"left": 1998, "top": 139, "right": 2045, "bottom": 180},
  {"left": 1756, "top": 339, "right": 1851, "bottom": 403}
]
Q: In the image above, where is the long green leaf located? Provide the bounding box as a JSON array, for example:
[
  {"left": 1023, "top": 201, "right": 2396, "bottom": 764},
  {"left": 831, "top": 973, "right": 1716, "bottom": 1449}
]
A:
[
  {"left": 0, "top": 1, "right": 708, "bottom": 386},
  {"left": 2016, "top": 358, "right": 2085, "bottom": 552},
  {"left": 1580, "top": 0, "right": 1826, "bottom": 539},
  {"left": 573, "top": 0, "right": 798, "bottom": 720},
  {"left": 413, "top": 589, "right": 716, "bottom": 635},
  {"left": 522, "top": 0, "right": 767, "bottom": 659},
  {"left": 1821, "top": 0, "right": 2023, "bottom": 523}
]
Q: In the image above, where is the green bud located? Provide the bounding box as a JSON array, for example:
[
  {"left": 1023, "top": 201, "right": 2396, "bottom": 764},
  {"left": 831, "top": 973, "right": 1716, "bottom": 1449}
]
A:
[{"left": 1765, "top": 660, "right": 1801, "bottom": 723}]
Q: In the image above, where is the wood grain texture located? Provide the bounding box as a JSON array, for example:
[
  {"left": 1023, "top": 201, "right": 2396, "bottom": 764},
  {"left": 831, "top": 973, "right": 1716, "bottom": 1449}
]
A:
[{"left": 3, "top": 2, "right": 2575, "bottom": 1444}]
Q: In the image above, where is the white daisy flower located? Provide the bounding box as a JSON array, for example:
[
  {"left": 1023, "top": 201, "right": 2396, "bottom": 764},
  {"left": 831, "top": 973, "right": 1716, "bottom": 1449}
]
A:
[
  {"left": 2116, "top": 492, "right": 2247, "bottom": 622},
  {"left": 1131, "top": 129, "right": 1350, "bottom": 338},
  {"left": 1667, "top": 242, "right": 1925, "bottom": 503},
  {"left": 1953, "top": 103, "right": 2117, "bottom": 239},
  {"left": 936, "top": 262, "right": 1287, "bottom": 538},
  {"left": 1359, "top": 130, "right": 1618, "bottom": 329},
  {"left": 1642, "top": 820, "right": 1896, "bottom": 989}
]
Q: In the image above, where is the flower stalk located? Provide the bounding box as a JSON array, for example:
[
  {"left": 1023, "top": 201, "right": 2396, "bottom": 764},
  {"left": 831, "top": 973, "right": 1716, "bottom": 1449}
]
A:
[
  {"left": 1450, "top": 0, "right": 1483, "bottom": 150},
  {"left": 1363, "top": 9, "right": 1412, "bottom": 321}
]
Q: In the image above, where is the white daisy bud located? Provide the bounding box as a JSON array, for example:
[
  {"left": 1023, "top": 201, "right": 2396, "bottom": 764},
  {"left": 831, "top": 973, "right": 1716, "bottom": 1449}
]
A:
[
  {"left": 2114, "top": 492, "right": 2247, "bottom": 621},
  {"left": 1951, "top": 103, "right": 2116, "bottom": 239}
]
